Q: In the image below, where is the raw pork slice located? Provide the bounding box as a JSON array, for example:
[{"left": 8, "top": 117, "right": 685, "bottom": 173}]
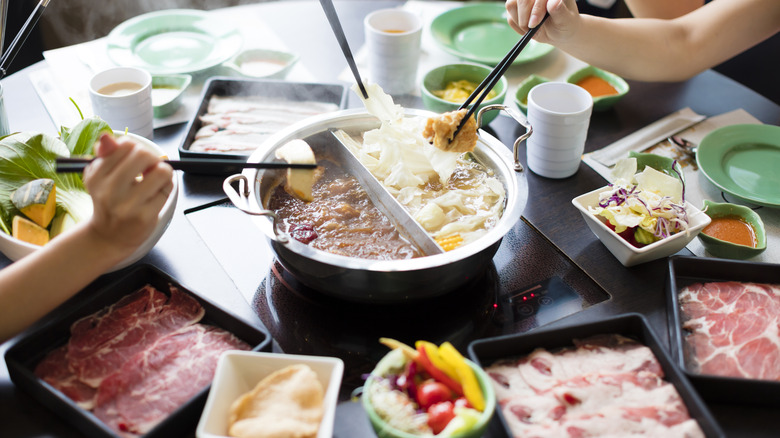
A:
[
  {"left": 66, "top": 284, "right": 205, "bottom": 387},
  {"left": 679, "top": 281, "right": 780, "bottom": 380},
  {"left": 486, "top": 334, "right": 704, "bottom": 438},
  {"left": 93, "top": 324, "right": 250, "bottom": 436}
]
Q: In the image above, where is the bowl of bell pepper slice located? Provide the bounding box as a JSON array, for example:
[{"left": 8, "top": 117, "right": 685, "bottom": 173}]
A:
[{"left": 361, "top": 338, "right": 496, "bottom": 438}]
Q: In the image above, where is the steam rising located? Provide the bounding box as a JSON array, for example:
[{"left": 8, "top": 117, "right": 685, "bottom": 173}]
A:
[{"left": 39, "top": 0, "right": 260, "bottom": 48}]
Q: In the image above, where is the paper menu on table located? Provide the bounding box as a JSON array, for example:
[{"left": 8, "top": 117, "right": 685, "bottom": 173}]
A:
[
  {"left": 583, "top": 108, "right": 779, "bottom": 264},
  {"left": 30, "top": 6, "right": 316, "bottom": 131}
]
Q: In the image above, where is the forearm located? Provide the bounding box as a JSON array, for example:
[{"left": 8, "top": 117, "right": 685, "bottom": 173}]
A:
[
  {"left": 0, "top": 224, "right": 124, "bottom": 342},
  {"left": 558, "top": 0, "right": 780, "bottom": 82},
  {"left": 624, "top": 0, "right": 704, "bottom": 19},
  {"left": 557, "top": 15, "right": 697, "bottom": 81}
]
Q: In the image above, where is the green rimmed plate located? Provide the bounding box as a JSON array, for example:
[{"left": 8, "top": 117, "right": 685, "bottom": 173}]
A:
[
  {"left": 430, "top": 3, "right": 554, "bottom": 66},
  {"left": 696, "top": 124, "right": 780, "bottom": 208},
  {"left": 106, "top": 9, "right": 243, "bottom": 75}
]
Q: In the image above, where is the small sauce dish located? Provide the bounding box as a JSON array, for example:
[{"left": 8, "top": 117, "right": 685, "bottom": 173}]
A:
[
  {"left": 513, "top": 74, "right": 550, "bottom": 115},
  {"left": 698, "top": 200, "right": 767, "bottom": 259},
  {"left": 222, "top": 48, "right": 299, "bottom": 79},
  {"left": 566, "top": 65, "right": 629, "bottom": 111},
  {"left": 152, "top": 74, "right": 192, "bottom": 118}
]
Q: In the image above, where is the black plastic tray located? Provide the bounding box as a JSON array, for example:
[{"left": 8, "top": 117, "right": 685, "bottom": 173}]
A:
[
  {"left": 178, "top": 76, "right": 348, "bottom": 171},
  {"left": 666, "top": 255, "right": 780, "bottom": 405},
  {"left": 4, "top": 264, "right": 271, "bottom": 438},
  {"left": 468, "top": 313, "right": 725, "bottom": 438}
]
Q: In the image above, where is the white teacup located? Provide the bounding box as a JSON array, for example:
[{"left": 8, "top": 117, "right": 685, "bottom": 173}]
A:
[
  {"left": 364, "top": 8, "right": 422, "bottom": 95},
  {"left": 526, "top": 81, "right": 593, "bottom": 179},
  {"left": 89, "top": 67, "right": 154, "bottom": 140}
]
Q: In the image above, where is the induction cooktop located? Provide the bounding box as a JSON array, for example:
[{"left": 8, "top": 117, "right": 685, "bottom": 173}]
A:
[{"left": 186, "top": 199, "right": 610, "bottom": 394}]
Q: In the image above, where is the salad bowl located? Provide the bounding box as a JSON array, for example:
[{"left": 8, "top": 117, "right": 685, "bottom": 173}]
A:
[
  {"left": 361, "top": 345, "right": 496, "bottom": 438},
  {"left": 0, "top": 130, "right": 178, "bottom": 271},
  {"left": 572, "top": 186, "right": 710, "bottom": 267}
]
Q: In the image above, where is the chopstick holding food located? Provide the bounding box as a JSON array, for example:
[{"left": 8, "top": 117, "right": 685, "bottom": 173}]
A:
[{"left": 423, "top": 12, "right": 550, "bottom": 153}]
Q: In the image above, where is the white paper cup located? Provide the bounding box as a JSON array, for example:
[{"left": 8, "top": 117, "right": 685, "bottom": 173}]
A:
[
  {"left": 0, "top": 83, "right": 10, "bottom": 137},
  {"left": 89, "top": 67, "right": 154, "bottom": 140},
  {"left": 526, "top": 81, "right": 593, "bottom": 178},
  {"left": 364, "top": 8, "right": 422, "bottom": 95}
]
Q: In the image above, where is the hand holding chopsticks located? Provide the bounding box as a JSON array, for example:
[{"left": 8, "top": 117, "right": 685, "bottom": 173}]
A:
[
  {"left": 56, "top": 157, "right": 317, "bottom": 174},
  {"left": 448, "top": 12, "right": 550, "bottom": 144}
]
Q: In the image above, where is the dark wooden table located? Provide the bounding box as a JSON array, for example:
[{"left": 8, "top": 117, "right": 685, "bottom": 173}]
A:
[{"left": 1, "top": 2, "right": 779, "bottom": 437}]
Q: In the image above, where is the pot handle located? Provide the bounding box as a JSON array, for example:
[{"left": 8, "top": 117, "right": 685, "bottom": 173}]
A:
[
  {"left": 477, "top": 104, "right": 533, "bottom": 172},
  {"left": 222, "top": 174, "right": 289, "bottom": 243}
]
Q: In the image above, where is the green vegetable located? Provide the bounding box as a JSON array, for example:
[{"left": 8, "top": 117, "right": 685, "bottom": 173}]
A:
[
  {"left": 0, "top": 117, "right": 112, "bottom": 235},
  {"left": 634, "top": 227, "right": 657, "bottom": 245}
]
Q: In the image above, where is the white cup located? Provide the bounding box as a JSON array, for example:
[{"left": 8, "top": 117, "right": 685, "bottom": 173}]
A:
[
  {"left": 364, "top": 8, "right": 422, "bottom": 95},
  {"left": 525, "top": 81, "right": 593, "bottom": 178},
  {"left": 89, "top": 67, "right": 154, "bottom": 140}
]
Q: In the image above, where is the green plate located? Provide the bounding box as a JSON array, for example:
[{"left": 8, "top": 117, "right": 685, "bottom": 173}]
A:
[
  {"left": 430, "top": 3, "right": 554, "bottom": 66},
  {"left": 106, "top": 9, "right": 243, "bottom": 75},
  {"left": 696, "top": 124, "right": 780, "bottom": 208}
]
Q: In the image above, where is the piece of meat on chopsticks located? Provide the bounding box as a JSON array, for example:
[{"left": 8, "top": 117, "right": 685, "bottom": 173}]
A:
[{"left": 423, "top": 109, "right": 478, "bottom": 153}]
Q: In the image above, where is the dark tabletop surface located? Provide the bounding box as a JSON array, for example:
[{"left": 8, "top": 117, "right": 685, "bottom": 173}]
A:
[{"left": 1, "top": 2, "right": 779, "bottom": 437}]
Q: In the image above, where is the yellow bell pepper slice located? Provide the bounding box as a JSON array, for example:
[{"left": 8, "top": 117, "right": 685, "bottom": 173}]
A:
[
  {"left": 438, "top": 342, "right": 485, "bottom": 411},
  {"left": 379, "top": 337, "right": 418, "bottom": 362},
  {"left": 416, "top": 340, "right": 459, "bottom": 382}
]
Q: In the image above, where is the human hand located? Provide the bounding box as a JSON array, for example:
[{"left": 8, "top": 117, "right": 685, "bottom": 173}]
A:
[
  {"left": 82, "top": 134, "right": 174, "bottom": 260},
  {"left": 505, "top": 0, "right": 580, "bottom": 43}
]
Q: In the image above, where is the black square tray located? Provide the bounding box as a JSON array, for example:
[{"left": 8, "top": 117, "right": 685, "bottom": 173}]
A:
[
  {"left": 178, "top": 76, "right": 348, "bottom": 171},
  {"left": 4, "top": 263, "right": 271, "bottom": 438},
  {"left": 468, "top": 313, "right": 725, "bottom": 438},
  {"left": 666, "top": 255, "right": 780, "bottom": 405}
]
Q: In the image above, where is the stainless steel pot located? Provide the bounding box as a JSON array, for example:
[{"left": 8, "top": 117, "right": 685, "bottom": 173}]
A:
[{"left": 224, "top": 107, "right": 530, "bottom": 303}]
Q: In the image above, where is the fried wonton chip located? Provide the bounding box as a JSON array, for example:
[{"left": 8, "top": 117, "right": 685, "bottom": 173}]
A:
[
  {"left": 228, "top": 364, "right": 325, "bottom": 438},
  {"left": 275, "top": 139, "right": 317, "bottom": 202},
  {"left": 423, "top": 109, "right": 478, "bottom": 153}
]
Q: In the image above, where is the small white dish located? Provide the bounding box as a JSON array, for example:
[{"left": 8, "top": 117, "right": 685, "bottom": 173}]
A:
[
  {"left": 222, "top": 48, "right": 299, "bottom": 79},
  {"left": 572, "top": 186, "right": 711, "bottom": 267},
  {"left": 196, "top": 351, "right": 344, "bottom": 438}
]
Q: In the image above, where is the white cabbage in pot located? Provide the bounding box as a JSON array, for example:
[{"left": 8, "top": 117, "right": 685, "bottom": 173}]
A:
[{"left": 336, "top": 83, "right": 506, "bottom": 249}]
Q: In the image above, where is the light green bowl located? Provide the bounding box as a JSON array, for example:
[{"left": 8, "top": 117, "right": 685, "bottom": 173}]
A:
[
  {"left": 698, "top": 200, "right": 767, "bottom": 259},
  {"left": 421, "top": 63, "right": 507, "bottom": 126},
  {"left": 361, "top": 349, "right": 496, "bottom": 438},
  {"left": 513, "top": 74, "right": 550, "bottom": 115},
  {"left": 151, "top": 74, "right": 191, "bottom": 118},
  {"left": 222, "top": 48, "right": 299, "bottom": 79},
  {"left": 566, "top": 65, "right": 629, "bottom": 111}
]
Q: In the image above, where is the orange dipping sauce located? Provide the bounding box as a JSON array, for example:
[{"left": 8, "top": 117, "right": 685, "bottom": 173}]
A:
[
  {"left": 576, "top": 75, "right": 619, "bottom": 98},
  {"left": 702, "top": 216, "right": 757, "bottom": 247}
]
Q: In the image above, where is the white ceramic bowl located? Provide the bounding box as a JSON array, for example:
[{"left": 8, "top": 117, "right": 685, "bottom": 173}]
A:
[
  {"left": 0, "top": 132, "right": 178, "bottom": 271},
  {"left": 571, "top": 186, "right": 711, "bottom": 267},
  {"left": 196, "top": 351, "right": 344, "bottom": 438}
]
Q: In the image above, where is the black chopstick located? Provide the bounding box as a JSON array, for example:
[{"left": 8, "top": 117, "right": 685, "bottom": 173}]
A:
[
  {"left": 319, "top": 0, "right": 369, "bottom": 99},
  {"left": 55, "top": 158, "right": 318, "bottom": 174},
  {"left": 0, "top": 0, "right": 51, "bottom": 79},
  {"left": 449, "top": 12, "right": 550, "bottom": 144}
]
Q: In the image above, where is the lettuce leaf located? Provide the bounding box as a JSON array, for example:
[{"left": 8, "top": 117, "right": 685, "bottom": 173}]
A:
[{"left": 0, "top": 117, "right": 111, "bottom": 234}]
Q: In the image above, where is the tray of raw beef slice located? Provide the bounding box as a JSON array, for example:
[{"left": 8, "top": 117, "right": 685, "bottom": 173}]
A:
[
  {"left": 4, "top": 263, "right": 271, "bottom": 438},
  {"left": 468, "top": 313, "right": 725, "bottom": 438},
  {"left": 666, "top": 255, "right": 780, "bottom": 405},
  {"left": 178, "top": 76, "right": 348, "bottom": 172}
]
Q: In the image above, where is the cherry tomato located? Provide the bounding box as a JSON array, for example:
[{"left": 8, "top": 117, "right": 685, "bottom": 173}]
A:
[
  {"left": 454, "top": 396, "right": 471, "bottom": 409},
  {"left": 427, "top": 401, "right": 456, "bottom": 434},
  {"left": 417, "top": 380, "right": 453, "bottom": 410}
]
